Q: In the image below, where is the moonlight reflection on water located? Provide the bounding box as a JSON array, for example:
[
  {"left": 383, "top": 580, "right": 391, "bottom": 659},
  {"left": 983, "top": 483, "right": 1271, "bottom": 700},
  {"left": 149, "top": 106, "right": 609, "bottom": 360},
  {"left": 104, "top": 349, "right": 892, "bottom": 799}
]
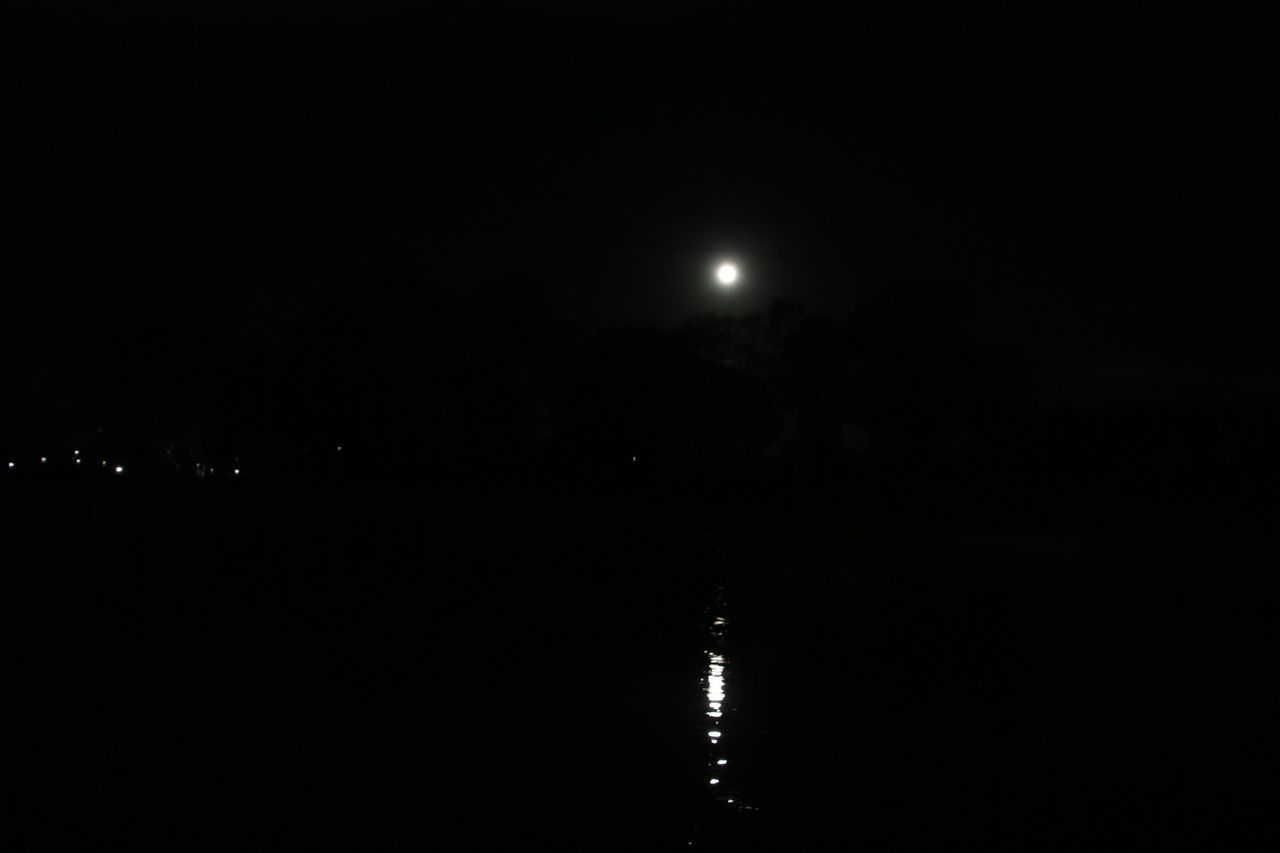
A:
[
  {"left": 699, "top": 603, "right": 756, "bottom": 813},
  {"left": 687, "top": 537, "right": 761, "bottom": 848}
]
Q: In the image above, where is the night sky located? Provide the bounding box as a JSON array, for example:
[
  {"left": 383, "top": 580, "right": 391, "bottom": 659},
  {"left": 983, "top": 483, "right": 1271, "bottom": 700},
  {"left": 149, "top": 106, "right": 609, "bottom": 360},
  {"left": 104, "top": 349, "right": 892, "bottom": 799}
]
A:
[{"left": 4, "top": 5, "right": 1277, "bottom": 382}]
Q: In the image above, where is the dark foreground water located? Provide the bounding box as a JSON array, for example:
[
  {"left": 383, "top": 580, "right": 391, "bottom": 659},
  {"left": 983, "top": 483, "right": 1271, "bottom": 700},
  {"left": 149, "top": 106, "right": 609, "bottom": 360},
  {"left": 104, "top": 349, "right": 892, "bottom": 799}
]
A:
[{"left": 10, "top": 484, "right": 1280, "bottom": 849}]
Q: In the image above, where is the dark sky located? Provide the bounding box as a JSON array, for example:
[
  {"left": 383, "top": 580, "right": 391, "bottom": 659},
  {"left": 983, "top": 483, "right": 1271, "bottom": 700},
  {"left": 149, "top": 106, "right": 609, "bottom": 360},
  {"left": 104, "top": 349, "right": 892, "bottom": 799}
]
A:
[{"left": 4, "top": 4, "right": 1277, "bottom": 378}]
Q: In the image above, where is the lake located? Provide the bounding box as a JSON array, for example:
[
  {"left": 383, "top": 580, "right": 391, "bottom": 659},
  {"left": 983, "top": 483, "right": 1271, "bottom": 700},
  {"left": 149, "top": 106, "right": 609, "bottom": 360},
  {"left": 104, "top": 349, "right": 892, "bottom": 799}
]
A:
[{"left": 10, "top": 484, "right": 1280, "bottom": 849}]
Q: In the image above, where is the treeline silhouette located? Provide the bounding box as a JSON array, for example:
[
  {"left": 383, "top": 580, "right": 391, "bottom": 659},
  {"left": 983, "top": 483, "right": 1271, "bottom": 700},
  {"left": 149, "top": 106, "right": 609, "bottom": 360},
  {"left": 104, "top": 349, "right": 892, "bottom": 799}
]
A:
[{"left": 3, "top": 277, "right": 1278, "bottom": 518}]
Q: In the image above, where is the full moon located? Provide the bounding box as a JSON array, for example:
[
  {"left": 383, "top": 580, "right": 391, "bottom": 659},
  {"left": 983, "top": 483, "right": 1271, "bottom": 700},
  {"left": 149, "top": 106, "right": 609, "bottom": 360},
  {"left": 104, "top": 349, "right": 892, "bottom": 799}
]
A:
[{"left": 715, "top": 262, "right": 739, "bottom": 286}]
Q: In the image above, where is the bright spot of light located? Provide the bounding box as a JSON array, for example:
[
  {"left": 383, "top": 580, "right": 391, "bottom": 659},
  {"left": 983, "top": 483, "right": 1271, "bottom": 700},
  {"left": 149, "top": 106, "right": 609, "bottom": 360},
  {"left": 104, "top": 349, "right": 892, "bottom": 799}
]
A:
[
  {"left": 707, "top": 711, "right": 722, "bottom": 718},
  {"left": 709, "top": 778, "right": 720, "bottom": 785},
  {"left": 708, "top": 731, "right": 721, "bottom": 738},
  {"left": 40, "top": 457, "right": 47, "bottom": 463},
  {"left": 6, "top": 462, "right": 13, "bottom": 469},
  {"left": 233, "top": 469, "right": 241, "bottom": 476},
  {"left": 114, "top": 466, "right": 124, "bottom": 474},
  {"left": 717, "top": 759, "right": 727, "bottom": 765},
  {"left": 715, "top": 262, "right": 738, "bottom": 286},
  {"left": 74, "top": 450, "right": 80, "bottom": 455}
]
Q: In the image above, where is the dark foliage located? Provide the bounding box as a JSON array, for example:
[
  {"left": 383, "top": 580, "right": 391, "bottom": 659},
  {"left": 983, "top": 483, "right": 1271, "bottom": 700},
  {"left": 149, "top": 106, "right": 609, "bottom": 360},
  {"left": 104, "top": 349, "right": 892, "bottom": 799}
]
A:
[{"left": 3, "top": 279, "right": 1275, "bottom": 520}]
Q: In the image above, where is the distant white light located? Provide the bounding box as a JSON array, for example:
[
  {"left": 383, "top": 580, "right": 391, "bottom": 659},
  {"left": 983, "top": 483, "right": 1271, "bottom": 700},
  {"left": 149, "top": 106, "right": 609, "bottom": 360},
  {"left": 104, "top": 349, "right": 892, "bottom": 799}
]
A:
[
  {"left": 233, "top": 468, "right": 241, "bottom": 476},
  {"left": 6, "top": 462, "right": 13, "bottom": 469},
  {"left": 101, "top": 460, "right": 106, "bottom": 466},
  {"left": 336, "top": 446, "right": 342, "bottom": 452},
  {"left": 717, "top": 759, "right": 727, "bottom": 765},
  {"left": 114, "top": 466, "right": 124, "bottom": 474},
  {"left": 40, "top": 457, "right": 47, "bottom": 463},
  {"left": 75, "top": 459, "right": 82, "bottom": 465},
  {"left": 73, "top": 450, "right": 80, "bottom": 455},
  {"left": 715, "top": 262, "right": 738, "bottom": 286},
  {"left": 631, "top": 456, "right": 637, "bottom": 463},
  {"left": 709, "top": 778, "right": 720, "bottom": 785},
  {"left": 708, "top": 731, "right": 721, "bottom": 738}
]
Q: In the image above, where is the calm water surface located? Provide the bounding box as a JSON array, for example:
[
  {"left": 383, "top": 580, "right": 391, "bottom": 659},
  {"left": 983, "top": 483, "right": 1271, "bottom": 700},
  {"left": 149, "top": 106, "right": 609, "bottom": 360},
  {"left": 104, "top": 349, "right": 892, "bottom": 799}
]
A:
[{"left": 13, "top": 489, "right": 1280, "bottom": 849}]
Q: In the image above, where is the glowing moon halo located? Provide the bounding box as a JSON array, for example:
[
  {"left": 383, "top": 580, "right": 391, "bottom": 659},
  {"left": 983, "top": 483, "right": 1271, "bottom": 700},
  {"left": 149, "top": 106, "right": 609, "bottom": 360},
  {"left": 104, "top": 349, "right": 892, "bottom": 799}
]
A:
[{"left": 715, "top": 262, "right": 739, "bottom": 287}]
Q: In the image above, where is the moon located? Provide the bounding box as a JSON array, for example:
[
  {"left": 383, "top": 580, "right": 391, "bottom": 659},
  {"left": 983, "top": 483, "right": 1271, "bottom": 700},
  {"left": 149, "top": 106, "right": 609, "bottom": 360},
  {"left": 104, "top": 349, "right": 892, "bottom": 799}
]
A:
[{"left": 715, "top": 262, "right": 739, "bottom": 286}]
